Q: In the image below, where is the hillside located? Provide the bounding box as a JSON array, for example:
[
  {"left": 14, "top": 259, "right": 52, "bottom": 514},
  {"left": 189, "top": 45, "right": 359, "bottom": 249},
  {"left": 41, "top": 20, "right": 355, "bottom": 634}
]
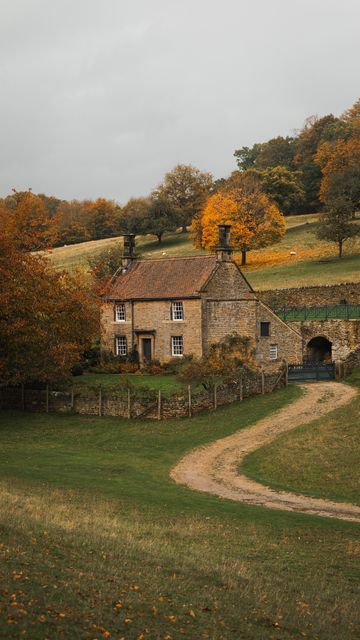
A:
[{"left": 44, "top": 213, "right": 360, "bottom": 290}]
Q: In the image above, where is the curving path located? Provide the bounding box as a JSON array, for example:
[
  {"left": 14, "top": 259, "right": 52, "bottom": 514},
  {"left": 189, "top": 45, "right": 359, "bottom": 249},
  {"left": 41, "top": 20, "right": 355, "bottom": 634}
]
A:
[{"left": 171, "top": 382, "right": 360, "bottom": 522}]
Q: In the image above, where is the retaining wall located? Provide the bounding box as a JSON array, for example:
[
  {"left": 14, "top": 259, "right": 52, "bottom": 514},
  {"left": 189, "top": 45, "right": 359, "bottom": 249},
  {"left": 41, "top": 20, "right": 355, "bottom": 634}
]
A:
[{"left": 258, "top": 282, "right": 360, "bottom": 310}]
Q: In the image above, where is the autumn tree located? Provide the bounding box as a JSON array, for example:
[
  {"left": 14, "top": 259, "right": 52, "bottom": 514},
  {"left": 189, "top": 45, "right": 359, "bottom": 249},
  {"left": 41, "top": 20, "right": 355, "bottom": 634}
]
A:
[
  {"left": 316, "top": 196, "right": 359, "bottom": 259},
  {"left": 120, "top": 197, "right": 153, "bottom": 236},
  {"left": 0, "top": 190, "right": 58, "bottom": 250},
  {"left": 147, "top": 196, "right": 178, "bottom": 243},
  {"left": 218, "top": 168, "right": 304, "bottom": 214},
  {"left": 0, "top": 235, "right": 99, "bottom": 385},
  {"left": 194, "top": 187, "right": 285, "bottom": 265},
  {"left": 84, "top": 198, "right": 122, "bottom": 240},
  {"left": 234, "top": 136, "right": 296, "bottom": 171},
  {"left": 154, "top": 164, "right": 213, "bottom": 232}
]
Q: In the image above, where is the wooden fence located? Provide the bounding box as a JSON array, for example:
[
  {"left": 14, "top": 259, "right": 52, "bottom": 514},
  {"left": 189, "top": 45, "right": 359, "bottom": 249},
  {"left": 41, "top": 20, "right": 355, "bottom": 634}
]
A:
[{"left": 0, "top": 366, "right": 287, "bottom": 420}]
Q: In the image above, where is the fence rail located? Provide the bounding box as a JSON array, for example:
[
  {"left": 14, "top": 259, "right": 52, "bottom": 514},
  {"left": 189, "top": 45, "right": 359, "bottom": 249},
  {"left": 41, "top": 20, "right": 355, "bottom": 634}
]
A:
[
  {"left": 0, "top": 367, "right": 287, "bottom": 420},
  {"left": 276, "top": 303, "right": 360, "bottom": 322}
]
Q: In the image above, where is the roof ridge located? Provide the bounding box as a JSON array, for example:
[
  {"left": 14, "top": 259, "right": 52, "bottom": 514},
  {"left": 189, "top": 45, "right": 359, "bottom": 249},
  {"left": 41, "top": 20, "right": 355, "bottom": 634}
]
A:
[{"left": 134, "top": 254, "right": 214, "bottom": 262}]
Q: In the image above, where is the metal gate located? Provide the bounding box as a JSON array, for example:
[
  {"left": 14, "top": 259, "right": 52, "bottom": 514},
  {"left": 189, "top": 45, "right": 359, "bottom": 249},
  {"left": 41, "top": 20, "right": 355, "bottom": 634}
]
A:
[{"left": 288, "top": 362, "right": 336, "bottom": 382}]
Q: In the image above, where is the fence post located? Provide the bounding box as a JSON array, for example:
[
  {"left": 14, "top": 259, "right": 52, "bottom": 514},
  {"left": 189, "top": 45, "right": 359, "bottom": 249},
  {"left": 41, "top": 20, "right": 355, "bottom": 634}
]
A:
[
  {"left": 284, "top": 360, "right": 288, "bottom": 387},
  {"left": 214, "top": 384, "right": 217, "bottom": 410},
  {"left": 46, "top": 385, "right": 49, "bottom": 413},
  {"left": 188, "top": 385, "right": 192, "bottom": 418},
  {"left": 127, "top": 388, "right": 131, "bottom": 419},
  {"left": 71, "top": 386, "right": 74, "bottom": 411},
  {"left": 21, "top": 384, "right": 25, "bottom": 411},
  {"left": 239, "top": 375, "right": 243, "bottom": 402},
  {"left": 157, "top": 389, "right": 162, "bottom": 420},
  {"left": 99, "top": 386, "right": 102, "bottom": 417},
  {"left": 261, "top": 368, "right": 265, "bottom": 395}
]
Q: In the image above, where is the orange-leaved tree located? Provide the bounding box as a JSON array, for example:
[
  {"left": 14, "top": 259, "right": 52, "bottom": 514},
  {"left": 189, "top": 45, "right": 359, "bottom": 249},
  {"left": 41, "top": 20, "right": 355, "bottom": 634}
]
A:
[
  {"left": 0, "top": 234, "right": 99, "bottom": 385},
  {"left": 0, "top": 189, "right": 58, "bottom": 250},
  {"left": 194, "top": 188, "right": 285, "bottom": 265}
]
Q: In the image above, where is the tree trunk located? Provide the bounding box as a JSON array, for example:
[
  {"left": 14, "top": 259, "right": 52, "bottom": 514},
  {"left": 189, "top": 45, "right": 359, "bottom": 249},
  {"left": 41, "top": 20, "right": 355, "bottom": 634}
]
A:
[
  {"left": 338, "top": 239, "right": 343, "bottom": 259},
  {"left": 241, "top": 249, "right": 247, "bottom": 265},
  {"left": 156, "top": 232, "right": 163, "bottom": 244}
]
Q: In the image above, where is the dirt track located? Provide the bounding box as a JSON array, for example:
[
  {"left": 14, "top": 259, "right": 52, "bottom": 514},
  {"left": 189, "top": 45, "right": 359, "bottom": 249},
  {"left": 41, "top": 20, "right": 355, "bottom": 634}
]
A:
[{"left": 171, "top": 382, "right": 360, "bottom": 522}]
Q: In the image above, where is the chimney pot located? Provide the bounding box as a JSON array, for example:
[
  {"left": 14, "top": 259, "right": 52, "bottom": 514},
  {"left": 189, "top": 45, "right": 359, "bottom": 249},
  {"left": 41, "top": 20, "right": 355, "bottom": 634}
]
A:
[
  {"left": 122, "top": 234, "right": 135, "bottom": 268},
  {"left": 216, "top": 224, "right": 233, "bottom": 261}
]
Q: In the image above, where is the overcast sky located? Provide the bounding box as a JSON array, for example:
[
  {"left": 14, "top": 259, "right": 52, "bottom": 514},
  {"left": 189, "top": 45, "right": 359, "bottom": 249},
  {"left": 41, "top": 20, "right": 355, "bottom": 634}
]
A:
[{"left": 0, "top": 0, "right": 359, "bottom": 203}]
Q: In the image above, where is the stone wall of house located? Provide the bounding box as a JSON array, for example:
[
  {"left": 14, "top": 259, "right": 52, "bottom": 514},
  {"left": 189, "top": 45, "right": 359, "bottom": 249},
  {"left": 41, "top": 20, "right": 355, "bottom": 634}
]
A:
[
  {"left": 203, "top": 298, "right": 303, "bottom": 364},
  {"left": 259, "top": 282, "right": 360, "bottom": 309},
  {"left": 256, "top": 302, "right": 303, "bottom": 364},
  {"left": 202, "top": 261, "right": 255, "bottom": 300},
  {"left": 291, "top": 319, "right": 360, "bottom": 361},
  {"left": 101, "top": 298, "right": 203, "bottom": 363},
  {"left": 0, "top": 366, "right": 286, "bottom": 420}
]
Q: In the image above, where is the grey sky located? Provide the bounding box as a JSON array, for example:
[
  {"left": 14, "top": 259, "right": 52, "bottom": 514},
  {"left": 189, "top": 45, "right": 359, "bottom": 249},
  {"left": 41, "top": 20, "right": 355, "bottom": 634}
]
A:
[{"left": 0, "top": 0, "right": 359, "bottom": 203}]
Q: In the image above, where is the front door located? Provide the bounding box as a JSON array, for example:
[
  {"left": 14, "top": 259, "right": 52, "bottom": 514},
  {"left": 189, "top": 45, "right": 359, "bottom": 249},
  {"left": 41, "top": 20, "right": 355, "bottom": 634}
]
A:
[{"left": 142, "top": 338, "right": 152, "bottom": 364}]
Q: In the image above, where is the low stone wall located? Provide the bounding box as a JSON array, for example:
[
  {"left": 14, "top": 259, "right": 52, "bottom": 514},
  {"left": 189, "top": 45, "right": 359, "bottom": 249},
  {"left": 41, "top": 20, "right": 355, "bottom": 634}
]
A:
[
  {"left": 0, "top": 366, "right": 286, "bottom": 420},
  {"left": 259, "top": 282, "right": 360, "bottom": 310}
]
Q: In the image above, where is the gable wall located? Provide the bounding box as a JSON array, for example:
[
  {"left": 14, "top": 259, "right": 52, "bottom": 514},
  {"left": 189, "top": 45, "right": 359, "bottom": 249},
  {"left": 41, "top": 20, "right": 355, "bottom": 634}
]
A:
[{"left": 201, "top": 261, "right": 256, "bottom": 300}]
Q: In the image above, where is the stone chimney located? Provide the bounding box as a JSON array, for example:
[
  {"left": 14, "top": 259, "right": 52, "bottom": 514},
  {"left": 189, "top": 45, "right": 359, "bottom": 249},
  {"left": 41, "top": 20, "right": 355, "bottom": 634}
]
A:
[
  {"left": 216, "top": 224, "right": 233, "bottom": 262},
  {"left": 122, "top": 234, "right": 135, "bottom": 268}
]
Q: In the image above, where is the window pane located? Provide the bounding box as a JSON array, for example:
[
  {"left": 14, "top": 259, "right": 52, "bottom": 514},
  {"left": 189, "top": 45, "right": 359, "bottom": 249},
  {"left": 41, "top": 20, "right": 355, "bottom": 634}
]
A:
[
  {"left": 115, "top": 303, "right": 126, "bottom": 321},
  {"left": 260, "top": 322, "right": 270, "bottom": 337},
  {"left": 115, "top": 336, "right": 127, "bottom": 356},
  {"left": 172, "top": 301, "right": 184, "bottom": 320},
  {"left": 270, "top": 344, "right": 278, "bottom": 360},
  {"left": 171, "top": 336, "right": 183, "bottom": 356}
]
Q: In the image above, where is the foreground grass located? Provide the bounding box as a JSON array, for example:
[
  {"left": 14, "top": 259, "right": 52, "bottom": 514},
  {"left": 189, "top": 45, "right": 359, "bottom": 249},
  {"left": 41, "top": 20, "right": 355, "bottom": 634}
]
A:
[
  {"left": 241, "top": 373, "right": 360, "bottom": 505},
  {"left": 0, "top": 384, "right": 360, "bottom": 639}
]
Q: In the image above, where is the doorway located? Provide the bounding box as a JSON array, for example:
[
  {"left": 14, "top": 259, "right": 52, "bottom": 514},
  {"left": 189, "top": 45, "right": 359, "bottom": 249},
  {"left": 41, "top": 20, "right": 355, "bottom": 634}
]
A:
[{"left": 141, "top": 338, "right": 152, "bottom": 364}]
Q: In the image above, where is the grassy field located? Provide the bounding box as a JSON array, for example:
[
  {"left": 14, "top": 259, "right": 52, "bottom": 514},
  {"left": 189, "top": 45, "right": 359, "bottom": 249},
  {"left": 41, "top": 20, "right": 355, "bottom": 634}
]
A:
[
  {"left": 44, "top": 214, "right": 360, "bottom": 290},
  {"left": 44, "top": 214, "right": 360, "bottom": 289},
  {"left": 1, "top": 383, "right": 360, "bottom": 639},
  {"left": 240, "top": 371, "right": 360, "bottom": 505},
  {"left": 73, "top": 373, "right": 184, "bottom": 396}
]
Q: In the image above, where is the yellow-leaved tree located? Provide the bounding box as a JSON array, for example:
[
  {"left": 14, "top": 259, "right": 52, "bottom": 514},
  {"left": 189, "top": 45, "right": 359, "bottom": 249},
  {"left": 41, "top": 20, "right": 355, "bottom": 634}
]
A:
[{"left": 193, "top": 187, "right": 285, "bottom": 265}]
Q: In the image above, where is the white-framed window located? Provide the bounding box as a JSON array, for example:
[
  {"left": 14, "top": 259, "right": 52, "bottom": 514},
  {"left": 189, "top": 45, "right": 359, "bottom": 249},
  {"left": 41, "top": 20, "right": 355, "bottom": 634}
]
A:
[
  {"left": 115, "top": 303, "right": 126, "bottom": 322},
  {"left": 171, "top": 301, "right": 184, "bottom": 321},
  {"left": 115, "top": 335, "right": 127, "bottom": 357},
  {"left": 171, "top": 336, "right": 184, "bottom": 356},
  {"left": 269, "top": 344, "right": 278, "bottom": 360}
]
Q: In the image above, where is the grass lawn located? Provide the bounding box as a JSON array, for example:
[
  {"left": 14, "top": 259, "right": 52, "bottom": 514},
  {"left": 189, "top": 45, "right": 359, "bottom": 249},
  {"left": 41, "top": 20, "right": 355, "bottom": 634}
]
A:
[
  {"left": 240, "top": 371, "right": 360, "bottom": 505},
  {"left": 1, "top": 383, "right": 360, "bottom": 639},
  {"left": 73, "top": 373, "right": 184, "bottom": 396},
  {"left": 247, "top": 251, "right": 360, "bottom": 290}
]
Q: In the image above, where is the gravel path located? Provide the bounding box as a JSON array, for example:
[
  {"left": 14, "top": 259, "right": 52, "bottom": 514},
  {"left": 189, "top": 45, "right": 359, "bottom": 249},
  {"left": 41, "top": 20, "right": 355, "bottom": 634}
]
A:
[{"left": 171, "top": 382, "right": 360, "bottom": 522}]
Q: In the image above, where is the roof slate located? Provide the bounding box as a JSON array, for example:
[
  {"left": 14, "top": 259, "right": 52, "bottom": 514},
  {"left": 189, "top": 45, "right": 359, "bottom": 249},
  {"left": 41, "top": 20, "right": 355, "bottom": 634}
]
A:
[{"left": 104, "top": 255, "right": 218, "bottom": 300}]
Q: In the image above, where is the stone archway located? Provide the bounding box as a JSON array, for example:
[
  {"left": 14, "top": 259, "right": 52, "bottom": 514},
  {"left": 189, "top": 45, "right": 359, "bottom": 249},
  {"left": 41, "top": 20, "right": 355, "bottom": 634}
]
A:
[{"left": 306, "top": 336, "right": 333, "bottom": 363}]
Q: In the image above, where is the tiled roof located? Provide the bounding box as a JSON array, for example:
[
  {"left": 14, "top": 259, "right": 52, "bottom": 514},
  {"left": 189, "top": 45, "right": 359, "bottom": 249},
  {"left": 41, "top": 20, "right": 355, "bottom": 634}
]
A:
[{"left": 104, "top": 255, "right": 218, "bottom": 300}]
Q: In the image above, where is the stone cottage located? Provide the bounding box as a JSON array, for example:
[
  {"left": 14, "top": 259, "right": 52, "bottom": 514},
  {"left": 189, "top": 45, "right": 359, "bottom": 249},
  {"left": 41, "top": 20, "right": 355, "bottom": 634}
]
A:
[{"left": 101, "top": 226, "right": 303, "bottom": 365}]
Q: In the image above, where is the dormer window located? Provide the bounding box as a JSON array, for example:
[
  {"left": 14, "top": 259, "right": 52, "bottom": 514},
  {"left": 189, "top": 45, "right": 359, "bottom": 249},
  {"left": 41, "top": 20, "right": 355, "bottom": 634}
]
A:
[
  {"left": 172, "top": 301, "right": 184, "bottom": 321},
  {"left": 115, "top": 303, "right": 126, "bottom": 322}
]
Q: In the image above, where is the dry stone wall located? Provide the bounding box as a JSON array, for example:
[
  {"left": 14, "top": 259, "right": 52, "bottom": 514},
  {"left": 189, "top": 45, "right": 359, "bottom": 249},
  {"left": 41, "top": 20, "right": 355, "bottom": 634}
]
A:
[
  {"left": 0, "top": 366, "right": 286, "bottom": 420},
  {"left": 259, "top": 282, "right": 360, "bottom": 310}
]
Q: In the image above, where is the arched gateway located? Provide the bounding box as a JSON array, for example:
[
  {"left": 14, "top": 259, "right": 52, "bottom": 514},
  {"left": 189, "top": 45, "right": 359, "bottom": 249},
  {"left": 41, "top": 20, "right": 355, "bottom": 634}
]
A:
[{"left": 306, "top": 336, "right": 332, "bottom": 363}]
